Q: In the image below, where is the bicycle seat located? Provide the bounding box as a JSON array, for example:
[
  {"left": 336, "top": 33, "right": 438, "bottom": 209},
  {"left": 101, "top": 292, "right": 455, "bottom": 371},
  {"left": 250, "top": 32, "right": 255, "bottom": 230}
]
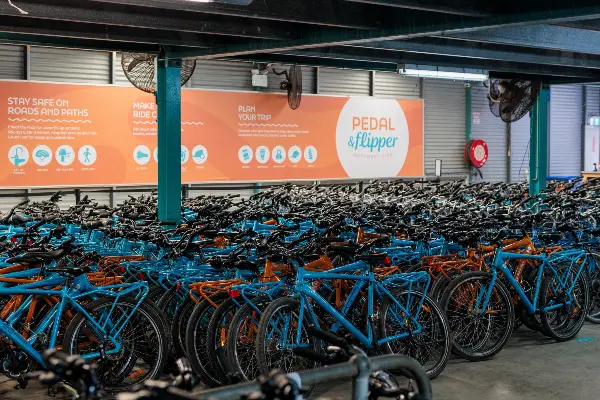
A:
[
  {"left": 50, "top": 266, "right": 92, "bottom": 277},
  {"left": 355, "top": 253, "right": 388, "bottom": 264},
  {"left": 7, "top": 249, "right": 65, "bottom": 265}
]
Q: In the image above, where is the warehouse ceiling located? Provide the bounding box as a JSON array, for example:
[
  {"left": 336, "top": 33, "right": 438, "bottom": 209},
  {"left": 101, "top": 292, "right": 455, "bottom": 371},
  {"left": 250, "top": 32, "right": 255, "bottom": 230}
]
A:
[{"left": 3, "top": 0, "right": 600, "bottom": 83}]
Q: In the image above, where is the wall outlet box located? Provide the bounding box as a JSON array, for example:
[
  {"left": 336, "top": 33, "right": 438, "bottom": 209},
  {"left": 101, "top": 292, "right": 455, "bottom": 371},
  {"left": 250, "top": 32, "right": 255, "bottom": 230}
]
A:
[{"left": 252, "top": 74, "right": 268, "bottom": 88}]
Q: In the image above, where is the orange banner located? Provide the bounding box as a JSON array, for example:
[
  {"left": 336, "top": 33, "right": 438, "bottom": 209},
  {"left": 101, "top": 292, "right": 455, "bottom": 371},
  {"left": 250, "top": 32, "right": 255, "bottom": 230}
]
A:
[{"left": 0, "top": 81, "right": 423, "bottom": 188}]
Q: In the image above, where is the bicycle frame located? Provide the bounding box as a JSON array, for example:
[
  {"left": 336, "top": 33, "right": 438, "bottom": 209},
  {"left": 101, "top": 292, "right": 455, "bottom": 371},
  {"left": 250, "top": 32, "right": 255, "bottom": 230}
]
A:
[{"left": 0, "top": 274, "right": 147, "bottom": 367}]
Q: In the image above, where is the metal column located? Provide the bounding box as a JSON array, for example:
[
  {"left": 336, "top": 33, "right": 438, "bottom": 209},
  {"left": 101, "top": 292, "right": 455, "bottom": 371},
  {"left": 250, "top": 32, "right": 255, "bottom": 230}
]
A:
[
  {"left": 529, "top": 88, "right": 549, "bottom": 196},
  {"left": 156, "top": 53, "right": 182, "bottom": 224}
]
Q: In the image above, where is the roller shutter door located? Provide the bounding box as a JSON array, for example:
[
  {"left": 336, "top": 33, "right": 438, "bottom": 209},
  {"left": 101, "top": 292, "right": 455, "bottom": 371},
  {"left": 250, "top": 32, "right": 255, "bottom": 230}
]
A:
[
  {"left": 471, "top": 83, "right": 507, "bottom": 182},
  {"left": 30, "top": 47, "right": 110, "bottom": 84},
  {"left": 423, "top": 79, "right": 467, "bottom": 178},
  {"left": 0, "top": 45, "right": 24, "bottom": 80},
  {"left": 191, "top": 61, "right": 252, "bottom": 91},
  {"left": 373, "top": 71, "right": 420, "bottom": 100},
  {"left": 549, "top": 85, "right": 583, "bottom": 177},
  {"left": 318, "top": 68, "right": 370, "bottom": 97},
  {"left": 0, "top": 190, "right": 27, "bottom": 213},
  {"left": 510, "top": 115, "right": 531, "bottom": 183}
]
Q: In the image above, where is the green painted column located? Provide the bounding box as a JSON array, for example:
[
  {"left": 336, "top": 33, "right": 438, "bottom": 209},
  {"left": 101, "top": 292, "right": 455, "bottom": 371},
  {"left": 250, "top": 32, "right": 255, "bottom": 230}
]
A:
[
  {"left": 156, "top": 55, "right": 182, "bottom": 224},
  {"left": 529, "top": 87, "right": 549, "bottom": 196}
]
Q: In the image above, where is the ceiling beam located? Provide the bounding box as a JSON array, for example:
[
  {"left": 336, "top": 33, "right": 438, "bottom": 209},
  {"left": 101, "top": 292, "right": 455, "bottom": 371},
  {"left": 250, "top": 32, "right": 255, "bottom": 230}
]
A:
[
  {"left": 233, "top": 47, "right": 600, "bottom": 79},
  {"left": 82, "top": 0, "right": 380, "bottom": 30},
  {"left": 224, "top": 53, "right": 398, "bottom": 72},
  {"left": 349, "top": 38, "right": 600, "bottom": 69},
  {"left": 0, "top": 17, "right": 219, "bottom": 49},
  {"left": 0, "top": 32, "right": 160, "bottom": 52},
  {"left": 0, "top": 0, "right": 289, "bottom": 40},
  {"left": 343, "top": 0, "right": 490, "bottom": 17},
  {"left": 440, "top": 25, "right": 600, "bottom": 55},
  {"left": 171, "top": 6, "right": 600, "bottom": 58}
]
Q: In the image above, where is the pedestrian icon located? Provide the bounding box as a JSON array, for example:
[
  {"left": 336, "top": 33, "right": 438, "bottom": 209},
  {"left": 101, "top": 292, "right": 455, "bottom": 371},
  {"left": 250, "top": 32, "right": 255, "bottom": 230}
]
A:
[
  {"left": 77, "top": 145, "right": 97, "bottom": 166},
  {"left": 8, "top": 145, "right": 29, "bottom": 167}
]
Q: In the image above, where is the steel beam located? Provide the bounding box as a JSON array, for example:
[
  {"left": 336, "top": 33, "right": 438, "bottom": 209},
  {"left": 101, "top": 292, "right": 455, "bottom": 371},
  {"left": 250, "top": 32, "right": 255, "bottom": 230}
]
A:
[
  {"left": 275, "top": 47, "right": 600, "bottom": 79},
  {"left": 156, "top": 54, "right": 182, "bottom": 224},
  {"left": 0, "top": 1, "right": 289, "bottom": 40},
  {"left": 171, "top": 6, "right": 600, "bottom": 58},
  {"left": 529, "top": 88, "right": 549, "bottom": 196},
  {"left": 0, "top": 32, "right": 160, "bottom": 52},
  {"left": 226, "top": 53, "right": 398, "bottom": 72},
  {"left": 442, "top": 25, "right": 600, "bottom": 55},
  {"left": 349, "top": 38, "right": 600, "bottom": 69},
  {"left": 0, "top": 17, "right": 219, "bottom": 48},
  {"left": 343, "top": 0, "right": 490, "bottom": 17},
  {"left": 84, "top": 0, "right": 380, "bottom": 30}
]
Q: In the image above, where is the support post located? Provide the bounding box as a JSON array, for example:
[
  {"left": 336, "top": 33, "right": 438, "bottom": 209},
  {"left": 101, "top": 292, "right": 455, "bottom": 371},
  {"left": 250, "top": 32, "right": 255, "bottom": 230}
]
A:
[
  {"left": 465, "top": 84, "right": 472, "bottom": 184},
  {"left": 529, "top": 87, "right": 550, "bottom": 196},
  {"left": 156, "top": 52, "right": 182, "bottom": 224}
]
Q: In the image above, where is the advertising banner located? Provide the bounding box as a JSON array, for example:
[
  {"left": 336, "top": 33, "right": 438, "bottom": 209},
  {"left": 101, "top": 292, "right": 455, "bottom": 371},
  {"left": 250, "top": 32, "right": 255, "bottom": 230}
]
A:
[{"left": 0, "top": 81, "right": 423, "bottom": 188}]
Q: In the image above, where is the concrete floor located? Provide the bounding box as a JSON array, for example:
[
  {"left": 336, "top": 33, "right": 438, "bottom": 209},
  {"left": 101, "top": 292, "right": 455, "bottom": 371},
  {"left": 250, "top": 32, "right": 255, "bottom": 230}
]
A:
[{"left": 3, "top": 324, "right": 600, "bottom": 399}]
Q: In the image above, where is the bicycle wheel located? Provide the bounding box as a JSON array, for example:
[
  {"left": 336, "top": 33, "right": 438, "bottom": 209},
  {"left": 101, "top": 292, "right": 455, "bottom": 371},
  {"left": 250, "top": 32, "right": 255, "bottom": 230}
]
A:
[
  {"left": 185, "top": 292, "right": 228, "bottom": 387},
  {"left": 441, "top": 271, "right": 514, "bottom": 361},
  {"left": 585, "top": 252, "right": 600, "bottom": 323},
  {"left": 226, "top": 298, "right": 270, "bottom": 382},
  {"left": 206, "top": 298, "right": 243, "bottom": 384},
  {"left": 171, "top": 296, "right": 196, "bottom": 359},
  {"left": 378, "top": 290, "right": 450, "bottom": 379},
  {"left": 256, "top": 297, "right": 320, "bottom": 377},
  {"left": 63, "top": 297, "right": 169, "bottom": 392},
  {"left": 540, "top": 263, "right": 589, "bottom": 341},
  {"left": 429, "top": 269, "right": 464, "bottom": 303}
]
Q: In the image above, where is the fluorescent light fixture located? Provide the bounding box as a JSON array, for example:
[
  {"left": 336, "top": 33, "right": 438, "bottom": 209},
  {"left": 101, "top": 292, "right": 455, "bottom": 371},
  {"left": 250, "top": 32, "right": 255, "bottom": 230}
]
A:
[{"left": 400, "top": 64, "right": 488, "bottom": 81}]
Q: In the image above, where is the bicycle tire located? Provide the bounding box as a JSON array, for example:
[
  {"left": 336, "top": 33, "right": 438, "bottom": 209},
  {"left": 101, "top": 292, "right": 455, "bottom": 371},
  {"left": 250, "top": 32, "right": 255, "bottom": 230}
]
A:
[
  {"left": 171, "top": 296, "right": 196, "bottom": 359},
  {"left": 585, "top": 253, "right": 600, "bottom": 323},
  {"left": 226, "top": 297, "right": 271, "bottom": 382},
  {"left": 206, "top": 298, "right": 243, "bottom": 384},
  {"left": 63, "top": 296, "right": 169, "bottom": 392},
  {"left": 256, "top": 297, "right": 321, "bottom": 378},
  {"left": 378, "top": 290, "right": 450, "bottom": 379},
  {"left": 540, "top": 263, "right": 589, "bottom": 341},
  {"left": 440, "top": 271, "right": 514, "bottom": 362},
  {"left": 185, "top": 292, "right": 229, "bottom": 387}
]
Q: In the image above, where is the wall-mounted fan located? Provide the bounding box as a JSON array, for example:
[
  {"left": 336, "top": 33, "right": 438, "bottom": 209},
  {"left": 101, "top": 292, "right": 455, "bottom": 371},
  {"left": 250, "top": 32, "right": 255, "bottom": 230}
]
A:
[
  {"left": 121, "top": 53, "right": 197, "bottom": 94},
  {"left": 273, "top": 65, "right": 302, "bottom": 110},
  {"left": 487, "top": 79, "right": 542, "bottom": 123}
]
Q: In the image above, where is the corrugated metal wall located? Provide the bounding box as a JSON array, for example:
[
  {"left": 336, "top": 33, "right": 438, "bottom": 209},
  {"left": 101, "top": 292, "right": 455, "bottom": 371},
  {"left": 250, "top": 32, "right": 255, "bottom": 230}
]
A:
[
  {"left": 423, "top": 79, "right": 467, "bottom": 177},
  {"left": 549, "top": 85, "right": 583, "bottom": 176},
  {"left": 471, "top": 83, "right": 507, "bottom": 182},
  {"left": 319, "top": 68, "right": 371, "bottom": 96},
  {"left": 114, "top": 53, "right": 133, "bottom": 87},
  {"left": 373, "top": 71, "right": 421, "bottom": 99},
  {"left": 30, "top": 47, "right": 110, "bottom": 84},
  {"left": 510, "top": 115, "right": 531, "bottom": 183},
  {"left": 586, "top": 86, "right": 600, "bottom": 120},
  {"left": 0, "top": 45, "right": 24, "bottom": 80}
]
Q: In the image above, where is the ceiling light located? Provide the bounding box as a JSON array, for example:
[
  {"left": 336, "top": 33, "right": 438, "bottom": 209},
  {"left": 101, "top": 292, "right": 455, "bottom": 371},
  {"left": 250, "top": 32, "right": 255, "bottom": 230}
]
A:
[{"left": 399, "top": 64, "right": 488, "bottom": 82}]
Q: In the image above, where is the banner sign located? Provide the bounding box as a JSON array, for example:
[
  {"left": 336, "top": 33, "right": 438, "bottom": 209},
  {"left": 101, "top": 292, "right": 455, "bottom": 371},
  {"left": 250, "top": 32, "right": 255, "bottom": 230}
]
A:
[{"left": 0, "top": 81, "right": 424, "bottom": 188}]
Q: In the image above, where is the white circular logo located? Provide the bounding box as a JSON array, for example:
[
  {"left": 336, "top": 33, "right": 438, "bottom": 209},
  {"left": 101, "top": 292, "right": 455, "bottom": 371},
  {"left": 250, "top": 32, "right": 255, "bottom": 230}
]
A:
[
  {"left": 272, "top": 146, "right": 286, "bottom": 164},
  {"left": 192, "top": 145, "right": 208, "bottom": 164},
  {"left": 78, "top": 145, "right": 97, "bottom": 166},
  {"left": 181, "top": 145, "right": 189, "bottom": 165},
  {"left": 32, "top": 145, "right": 52, "bottom": 166},
  {"left": 304, "top": 146, "right": 318, "bottom": 164},
  {"left": 55, "top": 145, "right": 75, "bottom": 166},
  {"left": 255, "top": 146, "right": 270, "bottom": 164},
  {"left": 336, "top": 98, "right": 409, "bottom": 179},
  {"left": 238, "top": 145, "right": 253, "bottom": 164},
  {"left": 153, "top": 147, "right": 158, "bottom": 163},
  {"left": 288, "top": 146, "right": 302, "bottom": 164},
  {"left": 8, "top": 145, "right": 29, "bottom": 167},
  {"left": 133, "top": 145, "right": 151, "bottom": 165}
]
